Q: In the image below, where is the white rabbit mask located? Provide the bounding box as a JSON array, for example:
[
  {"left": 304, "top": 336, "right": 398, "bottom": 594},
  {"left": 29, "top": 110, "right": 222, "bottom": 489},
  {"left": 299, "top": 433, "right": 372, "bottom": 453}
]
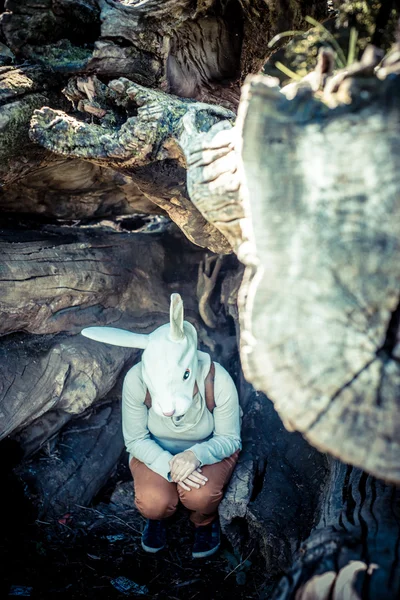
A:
[{"left": 81, "top": 293, "right": 199, "bottom": 417}]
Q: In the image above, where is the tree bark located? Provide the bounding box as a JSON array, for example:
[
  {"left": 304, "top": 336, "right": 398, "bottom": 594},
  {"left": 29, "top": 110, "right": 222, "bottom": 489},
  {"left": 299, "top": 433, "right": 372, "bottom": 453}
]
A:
[
  {"left": 273, "top": 460, "right": 400, "bottom": 600},
  {"left": 14, "top": 397, "right": 125, "bottom": 518},
  {"left": 0, "top": 0, "right": 329, "bottom": 253},
  {"left": 0, "top": 64, "right": 62, "bottom": 185},
  {"left": 27, "top": 77, "right": 235, "bottom": 253},
  {"left": 220, "top": 377, "right": 328, "bottom": 577},
  {"left": 237, "top": 70, "right": 400, "bottom": 485},
  {"left": 0, "top": 226, "right": 202, "bottom": 336},
  {"left": 1, "top": 0, "right": 328, "bottom": 107}
]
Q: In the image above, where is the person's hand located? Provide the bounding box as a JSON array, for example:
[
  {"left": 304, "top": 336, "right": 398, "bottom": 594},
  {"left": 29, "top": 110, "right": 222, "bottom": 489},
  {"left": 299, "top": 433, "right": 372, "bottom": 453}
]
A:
[
  {"left": 177, "top": 468, "right": 208, "bottom": 492},
  {"left": 169, "top": 450, "right": 201, "bottom": 483}
]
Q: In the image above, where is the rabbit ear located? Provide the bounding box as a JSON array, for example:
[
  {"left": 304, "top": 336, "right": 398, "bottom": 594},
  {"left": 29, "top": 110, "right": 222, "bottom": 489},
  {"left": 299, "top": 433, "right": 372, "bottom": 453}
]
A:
[
  {"left": 169, "top": 293, "right": 185, "bottom": 342},
  {"left": 81, "top": 327, "right": 149, "bottom": 349}
]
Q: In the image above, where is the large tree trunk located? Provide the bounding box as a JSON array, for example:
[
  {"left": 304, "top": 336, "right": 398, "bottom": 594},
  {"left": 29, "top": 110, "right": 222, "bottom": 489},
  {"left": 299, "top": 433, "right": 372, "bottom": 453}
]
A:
[
  {"left": 235, "top": 49, "right": 400, "bottom": 597},
  {"left": 237, "top": 69, "right": 400, "bottom": 484}
]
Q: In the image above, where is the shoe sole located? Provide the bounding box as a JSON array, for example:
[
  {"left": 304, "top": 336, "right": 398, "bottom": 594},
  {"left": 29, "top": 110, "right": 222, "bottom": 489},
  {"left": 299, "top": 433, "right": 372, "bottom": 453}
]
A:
[
  {"left": 192, "top": 542, "right": 220, "bottom": 559},
  {"left": 141, "top": 539, "right": 165, "bottom": 553}
]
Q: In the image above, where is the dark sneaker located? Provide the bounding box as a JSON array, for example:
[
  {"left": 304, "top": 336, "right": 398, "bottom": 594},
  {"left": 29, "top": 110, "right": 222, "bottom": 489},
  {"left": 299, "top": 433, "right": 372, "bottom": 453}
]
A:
[
  {"left": 141, "top": 519, "right": 166, "bottom": 553},
  {"left": 192, "top": 519, "right": 220, "bottom": 559}
]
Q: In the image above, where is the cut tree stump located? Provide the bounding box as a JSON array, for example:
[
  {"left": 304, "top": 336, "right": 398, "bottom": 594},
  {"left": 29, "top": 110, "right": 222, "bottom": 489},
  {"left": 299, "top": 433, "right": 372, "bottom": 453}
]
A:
[{"left": 237, "top": 71, "right": 400, "bottom": 484}]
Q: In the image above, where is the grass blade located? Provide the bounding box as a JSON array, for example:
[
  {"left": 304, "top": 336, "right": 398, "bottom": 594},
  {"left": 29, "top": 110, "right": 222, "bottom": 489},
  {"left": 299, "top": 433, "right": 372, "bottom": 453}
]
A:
[
  {"left": 268, "top": 30, "right": 306, "bottom": 48},
  {"left": 305, "top": 15, "right": 347, "bottom": 68},
  {"left": 347, "top": 27, "right": 359, "bottom": 66},
  {"left": 275, "top": 61, "right": 303, "bottom": 81}
]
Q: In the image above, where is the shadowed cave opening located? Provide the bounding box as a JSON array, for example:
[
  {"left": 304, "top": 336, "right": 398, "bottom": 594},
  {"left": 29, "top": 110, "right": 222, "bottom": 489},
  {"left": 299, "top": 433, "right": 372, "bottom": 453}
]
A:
[{"left": 0, "top": 210, "right": 326, "bottom": 599}]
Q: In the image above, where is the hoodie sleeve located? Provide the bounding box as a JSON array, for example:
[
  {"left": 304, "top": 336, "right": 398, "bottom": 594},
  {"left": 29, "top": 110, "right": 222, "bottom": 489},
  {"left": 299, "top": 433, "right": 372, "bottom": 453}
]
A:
[
  {"left": 188, "top": 362, "right": 242, "bottom": 466},
  {"left": 122, "top": 363, "right": 173, "bottom": 481}
]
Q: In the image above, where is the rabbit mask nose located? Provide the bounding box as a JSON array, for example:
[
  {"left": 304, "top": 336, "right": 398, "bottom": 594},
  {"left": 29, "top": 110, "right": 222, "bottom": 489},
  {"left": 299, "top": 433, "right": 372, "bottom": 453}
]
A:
[{"left": 163, "top": 410, "right": 175, "bottom": 417}]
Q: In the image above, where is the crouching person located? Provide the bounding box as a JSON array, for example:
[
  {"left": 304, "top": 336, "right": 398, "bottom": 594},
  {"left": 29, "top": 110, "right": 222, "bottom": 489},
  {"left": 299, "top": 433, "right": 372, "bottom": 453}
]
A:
[
  {"left": 125, "top": 357, "right": 241, "bottom": 558},
  {"left": 82, "top": 293, "right": 241, "bottom": 558}
]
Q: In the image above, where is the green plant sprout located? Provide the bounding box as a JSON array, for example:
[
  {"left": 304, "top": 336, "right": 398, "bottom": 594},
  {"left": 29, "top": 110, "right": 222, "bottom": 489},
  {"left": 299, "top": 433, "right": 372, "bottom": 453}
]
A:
[
  {"left": 268, "top": 15, "right": 362, "bottom": 83},
  {"left": 304, "top": 16, "right": 347, "bottom": 68},
  {"left": 222, "top": 548, "right": 254, "bottom": 586},
  {"left": 347, "top": 26, "right": 359, "bottom": 66}
]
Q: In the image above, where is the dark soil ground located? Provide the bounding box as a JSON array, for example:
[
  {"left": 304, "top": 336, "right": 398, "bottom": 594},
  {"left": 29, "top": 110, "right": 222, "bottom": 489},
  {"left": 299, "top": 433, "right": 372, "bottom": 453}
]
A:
[{"left": 1, "top": 456, "right": 275, "bottom": 600}]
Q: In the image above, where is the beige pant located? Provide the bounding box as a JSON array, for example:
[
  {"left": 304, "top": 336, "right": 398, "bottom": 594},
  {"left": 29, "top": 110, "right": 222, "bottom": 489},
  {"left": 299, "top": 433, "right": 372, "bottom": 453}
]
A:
[{"left": 130, "top": 450, "right": 239, "bottom": 527}]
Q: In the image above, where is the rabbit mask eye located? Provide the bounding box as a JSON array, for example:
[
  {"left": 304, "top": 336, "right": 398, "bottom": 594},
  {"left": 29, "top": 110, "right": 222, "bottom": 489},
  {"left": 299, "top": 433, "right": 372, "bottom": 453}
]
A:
[{"left": 183, "top": 369, "right": 190, "bottom": 381}]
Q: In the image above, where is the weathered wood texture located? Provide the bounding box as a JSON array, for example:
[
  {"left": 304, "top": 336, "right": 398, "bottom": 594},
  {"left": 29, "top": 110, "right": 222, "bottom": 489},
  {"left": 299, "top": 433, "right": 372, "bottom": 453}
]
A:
[
  {"left": 184, "top": 120, "right": 251, "bottom": 257},
  {"left": 29, "top": 77, "right": 234, "bottom": 253},
  {"left": 14, "top": 397, "right": 125, "bottom": 518},
  {"left": 0, "top": 225, "right": 210, "bottom": 454},
  {"left": 0, "top": 331, "right": 134, "bottom": 450},
  {"left": 0, "top": 227, "right": 185, "bottom": 336},
  {"left": 0, "top": 64, "right": 64, "bottom": 184},
  {"left": 0, "top": 159, "right": 163, "bottom": 219},
  {"left": 1, "top": 0, "right": 328, "bottom": 107},
  {"left": 220, "top": 375, "right": 328, "bottom": 577},
  {"left": 0, "top": 0, "right": 328, "bottom": 254},
  {"left": 273, "top": 459, "right": 400, "bottom": 600},
  {"left": 238, "top": 72, "right": 400, "bottom": 484}
]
